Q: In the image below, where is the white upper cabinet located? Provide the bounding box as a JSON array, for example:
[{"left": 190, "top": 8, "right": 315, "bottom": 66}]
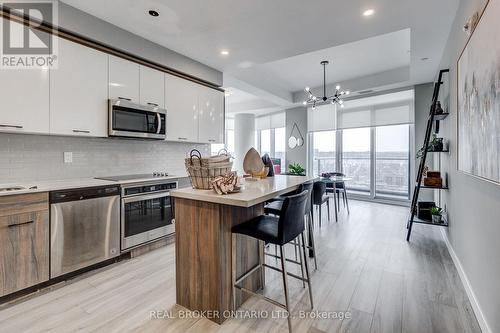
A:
[
  {"left": 0, "top": 21, "right": 50, "bottom": 134},
  {"left": 50, "top": 38, "right": 108, "bottom": 137},
  {"left": 109, "top": 55, "right": 140, "bottom": 103},
  {"left": 164, "top": 73, "right": 199, "bottom": 142},
  {"left": 198, "top": 86, "right": 224, "bottom": 144},
  {"left": 0, "top": 68, "right": 50, "bottom": 134},
  {"left": 139, "top": 65, "right": 164, "bottom": 108}
]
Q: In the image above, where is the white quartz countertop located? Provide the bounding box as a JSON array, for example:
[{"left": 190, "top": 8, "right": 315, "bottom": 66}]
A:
[
  {"left": 0, "top": 175, "right": 187, "bottom": 197},
  {"left": 170, "top": 175, "right": 317, "bottom": 207}
]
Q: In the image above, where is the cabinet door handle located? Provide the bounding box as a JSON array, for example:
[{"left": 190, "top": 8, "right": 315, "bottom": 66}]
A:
[
  {"left": 8, "top": 220, "right": 34, "bottom": 228},
  {"left": 208, "top": 139, "right": 216, "bottom": 142},
  {"left": 178, "top": 137, "right": 188, "bottom": 140},
  {"left": 147, "top": 102, "right": 159, "bottom": 107},
  {"left": 73, "top": 129, "right": 91, "bottom": 134},
  {"left": 0, "top": 124, "right": 23, "bottom": 129},
  {"left": 118, "top": 97, "right": 132, "bottom": 101}
]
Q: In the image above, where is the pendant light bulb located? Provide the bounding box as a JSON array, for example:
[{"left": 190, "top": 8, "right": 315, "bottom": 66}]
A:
[
  {"left": 302, "top": 101, "right": 307, "bottom": 105},
  {"left": 305, "top": 87, "right": 310, "bottom": 92},
  {"left": 336, "top": 85, "right": 341, "bottom": 90}
]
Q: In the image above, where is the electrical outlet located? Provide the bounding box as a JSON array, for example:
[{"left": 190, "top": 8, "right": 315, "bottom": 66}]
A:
[{"left": 64, "top": 152, "right": 73, "bottom": 163}]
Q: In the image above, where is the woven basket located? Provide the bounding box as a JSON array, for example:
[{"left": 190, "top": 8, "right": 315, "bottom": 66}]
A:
[{"left": 185, "top": 149, "right": 233, "bottom": 189}]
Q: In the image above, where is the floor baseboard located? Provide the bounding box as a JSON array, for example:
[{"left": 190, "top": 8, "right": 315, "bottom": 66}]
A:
[{"left": 440, "top": 229, "right": 491, "bottom": 333}]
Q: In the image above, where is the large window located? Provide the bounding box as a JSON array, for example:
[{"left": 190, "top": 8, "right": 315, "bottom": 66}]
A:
[
  {"left": 375, "top": 124, "right": 410, "bottom": 198},
  {"left": 312, "top": 131, "right": 336, "bottom": 176},
  {"left": 309, "top": 125, "right": 411, "bottom": 200},
  {"left": 307, "top": 90, "right": 414, "bottom": 202},
  {"left": 342, "top": 128, "right": 371, "bottom": 193}
]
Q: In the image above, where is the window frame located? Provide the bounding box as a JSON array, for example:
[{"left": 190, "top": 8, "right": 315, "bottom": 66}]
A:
[{"left": 309, "top": 124, "right": 413, "bottom": 203}]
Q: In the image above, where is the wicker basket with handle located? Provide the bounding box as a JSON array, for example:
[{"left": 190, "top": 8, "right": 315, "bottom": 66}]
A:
[{"left": 185, "top": 149, "right": 233, "bottom": 189}]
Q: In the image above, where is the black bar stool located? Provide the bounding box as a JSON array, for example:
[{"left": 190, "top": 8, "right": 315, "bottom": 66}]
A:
[
  {"left": 264, "top": 182, "right": 318, "bottom": 270},
  {"left": 232, "top": 191, "right": 313, "bottom": 333},
  {"left": 313, "top": 181, "right": 330, "bottom": 227}
]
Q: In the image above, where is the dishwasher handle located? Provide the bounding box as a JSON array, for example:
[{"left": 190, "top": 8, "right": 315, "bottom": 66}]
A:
[{"left": 50, "top": 185, "right": 121, "bottom": 204}]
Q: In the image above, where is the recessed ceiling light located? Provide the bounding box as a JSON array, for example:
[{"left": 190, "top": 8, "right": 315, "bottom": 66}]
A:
[
  {"left": 220, "top": 50, "right": 229, "bottom": 56},
  {"left": 363, "top": 9, "right": 375, "bottom": 16},
  {"left": 148, "top": 10, "right": 159, "bottom": 17}
]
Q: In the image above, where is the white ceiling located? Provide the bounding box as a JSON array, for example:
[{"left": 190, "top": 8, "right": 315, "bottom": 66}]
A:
[
  {"left": 224, "top": 87, "right": 282, "bottom": 116},
  {"left": 250, "top": 29, "right": 411, "bottom": 93},
  {"left": 61, "top": 0, "right": 460, "bottom": 115}
]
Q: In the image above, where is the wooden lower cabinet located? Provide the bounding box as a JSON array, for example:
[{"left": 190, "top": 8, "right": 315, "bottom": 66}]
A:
[{"left": 0, "top": 193, "right": 50, "bottom": 297}]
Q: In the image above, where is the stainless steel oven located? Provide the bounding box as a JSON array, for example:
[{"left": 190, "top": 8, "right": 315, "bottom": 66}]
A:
[
  {"left": 121, "top": 181, "right": 177, "bottom": 251},
  {"left": 109, "top": 98, "right": 166, "bottom": 140}
]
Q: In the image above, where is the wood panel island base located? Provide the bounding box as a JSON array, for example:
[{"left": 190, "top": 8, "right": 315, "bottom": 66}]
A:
[{"left": 172, "top": 175, "right": 316, "bottom": 324}]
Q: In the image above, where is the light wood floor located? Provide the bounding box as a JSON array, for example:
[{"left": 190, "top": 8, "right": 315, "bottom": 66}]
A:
[{"left": 0, "top": 200, "right": 481, "bottom": 333}]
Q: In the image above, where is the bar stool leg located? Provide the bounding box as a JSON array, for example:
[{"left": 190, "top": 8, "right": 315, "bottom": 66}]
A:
[
  {"left": 318, "top": 204, "right": 322, "bottom": 228},
  {"left": 259, "top": 240, "right": 265, "bottom": 290},
  {"left": 298, "top": 235, "right": 305, "bottom": 288},
  {"left": 310, "top": 207, "right": 315, "bottom": 228},
  {"left": 300, "top": 232, "right": 314, "bottom": 309},
  {"left": 279, "top": 246, "right": 293, "bottom": 333},
  {"left": 232, "top": 233, "right": 237, "bottom": 311},
  {"left": 307, "top": 215, "right": 318, "bottom": 270}
]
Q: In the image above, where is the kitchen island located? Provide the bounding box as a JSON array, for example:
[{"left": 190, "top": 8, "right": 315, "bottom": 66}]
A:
[{"left": 171, "top": 175, "right": 316, "bottom": 324}]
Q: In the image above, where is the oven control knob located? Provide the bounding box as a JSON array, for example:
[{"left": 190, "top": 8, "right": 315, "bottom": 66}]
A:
[{"left": 171, "top": 219, "right": 175, "bottom": 224}]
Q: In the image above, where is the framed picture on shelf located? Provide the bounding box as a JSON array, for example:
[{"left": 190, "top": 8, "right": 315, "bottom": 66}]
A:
[{"left": 457, "top": 0, "right": 500, "bottom": 184}]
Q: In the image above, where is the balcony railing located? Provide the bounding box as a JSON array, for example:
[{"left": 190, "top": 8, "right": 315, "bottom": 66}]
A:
[{"left": 313, "top": 156, "right": 409, "bottom": 198}]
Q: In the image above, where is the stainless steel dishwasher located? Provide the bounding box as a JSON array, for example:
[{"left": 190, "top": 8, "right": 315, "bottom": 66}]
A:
[{"left": 50, "top": 185, "right": 121, "bottom": 278}]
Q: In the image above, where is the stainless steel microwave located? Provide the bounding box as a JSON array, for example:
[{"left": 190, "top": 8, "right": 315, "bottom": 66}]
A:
[{"left": 108, "top": 98, "right": 166, "bottom": 140}]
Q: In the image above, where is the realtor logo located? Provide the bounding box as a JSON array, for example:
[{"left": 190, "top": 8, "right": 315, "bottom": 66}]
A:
[{"left": 0, "top": 0, "right": 58, "bottom": 69}]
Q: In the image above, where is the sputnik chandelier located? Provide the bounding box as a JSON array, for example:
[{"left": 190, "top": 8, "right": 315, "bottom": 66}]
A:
[{"left": 303, "top": 60, "right": 350, "bottom": 109}]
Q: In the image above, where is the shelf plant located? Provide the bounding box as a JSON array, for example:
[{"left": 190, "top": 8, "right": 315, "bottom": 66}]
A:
[
  {"left": 430, "top": 206, "right": 443, "bottom": 223},
  {"left": 416, "top": 134, "right": 445, "bottom": 158}
]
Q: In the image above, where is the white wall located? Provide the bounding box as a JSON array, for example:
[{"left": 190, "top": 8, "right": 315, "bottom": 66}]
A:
[
  {"left": 414, "top": 83, "right": 435, "bottom": 201},
  {"left": 285, "top": 107, "right": 308, "bottom": 170},
  {"left": 438, "top": 0, "right": 498, "bottom": 332}
]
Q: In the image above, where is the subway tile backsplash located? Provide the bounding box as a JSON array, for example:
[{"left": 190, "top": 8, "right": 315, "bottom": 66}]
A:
[{"left": 0, "top": 133, "right": 209, "bottom": 183}]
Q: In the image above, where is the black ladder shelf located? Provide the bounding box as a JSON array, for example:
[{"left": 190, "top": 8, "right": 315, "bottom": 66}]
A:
[{"left": 406, "top": 69, "right": 450, "bottom": 241}]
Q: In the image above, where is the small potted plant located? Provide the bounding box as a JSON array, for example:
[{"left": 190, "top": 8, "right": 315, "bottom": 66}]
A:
[
  {"left": 288, "top": 163, "right": 306, "bottom": 176},
  {"left": 430, "top": 206, "right": 443, "bottom": 223}
]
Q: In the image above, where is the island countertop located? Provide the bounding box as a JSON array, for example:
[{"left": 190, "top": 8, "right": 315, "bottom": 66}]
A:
[{"left": 170, "top": 175, "right": 317, "bottom": 207}]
